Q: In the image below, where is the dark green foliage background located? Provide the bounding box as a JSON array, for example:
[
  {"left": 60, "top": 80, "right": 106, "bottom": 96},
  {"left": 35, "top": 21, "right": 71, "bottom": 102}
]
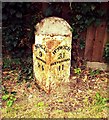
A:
[
  {"left": 2, "top": 2, "right": 42, "bottom": 57},
  {"left": 2, "top": 2, "right": 109, "bottom": 61}
]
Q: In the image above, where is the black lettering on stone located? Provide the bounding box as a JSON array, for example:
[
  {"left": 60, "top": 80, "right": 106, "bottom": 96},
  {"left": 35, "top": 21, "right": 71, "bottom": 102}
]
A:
[
  {"left": 42, "top": 65, "right": 44, "bottom": 71},
  {"left": 35, "top": 44, "right": 47, "bottom": 53},
  {"left": 52, "top": 45, "right": 71, "bottom": 55},
  {"left": 58, "top": 66, "right": 61, "bottom": 71},
  {"left": 39, "top": 51, "right": 42, "bottom": 57},
  {"left": 58, "top": 52, "right": 65, "bottom": 59},
  {"left": 53, "top": 50, "right": 56, "bottom": 55},
  {"left": 50, "top": 58, "right": 70, "bottom": 66},
  {"left": 38, "top": 62, "right": 40, "bottom": 68},
  {"left": 62, "top": 64, "right": 64, "bottom": 70},
  {"left": 36, "top": 56, "right": 46, "bottom": 64}
]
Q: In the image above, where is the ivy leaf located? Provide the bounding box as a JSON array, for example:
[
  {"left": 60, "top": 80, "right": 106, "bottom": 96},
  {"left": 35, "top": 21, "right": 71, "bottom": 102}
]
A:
[
  {"left": 102, "top": 98, "right": 109, "bottom": 105},
  {"left": 80, "top": 40, "right": 85, "bottom": 49},
  {"left": 37, "top": 101, "right": 44, "bottom": 107},
  {"left": 86, "top": 17, "right": 95, "bottom": 26},
  {"left": 7, "top": 100, "right": 13, "bottom": 107},
  {"left": 76, "top": 15, "right": 82, "bottom": 20},
  {"left": 2, "top": 94, "right": 9, "bottom": 101},
  {"left": 10, "top": 9, "right": 16, "bottom": 15},
  {"left": 91, "top": 5, "right": 95, "bottom": 11},
  {"left": 74, "top": 68, "right": 81, "bottom": 75},
  {"left": 97, "top": 9, "right": 106, "bottom": 17},
  {"left": 13, "top": 41, "right": 18, "bottom": 47},
  {"left": 73, "top": 35, "right": 79, "bottom": 39},
  {"left": 13, "top": 98, "right": 16, "bottom": 101},
  {"left": 95, "top": 19, "right": 101, "bottom": 26},
  {"left": 96, "top": 92, "right": 101, "bottom": 100},
  {"left": 16, "top": 12, "right": 22, "bottom": 18}
]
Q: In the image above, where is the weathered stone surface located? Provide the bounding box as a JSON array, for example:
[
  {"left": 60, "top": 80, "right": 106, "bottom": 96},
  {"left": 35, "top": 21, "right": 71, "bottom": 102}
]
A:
[
  {"left": 33, "top": 17, "right": 72, "bottom": 93},
  {"left": 87, "top": 62, "right": 109, "bottom": 71}
]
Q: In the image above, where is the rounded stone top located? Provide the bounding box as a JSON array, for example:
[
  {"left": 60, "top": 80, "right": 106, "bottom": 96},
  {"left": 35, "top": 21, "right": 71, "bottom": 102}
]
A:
[{"left": 35, "top": 17, "right": 72, "bottom": 36}]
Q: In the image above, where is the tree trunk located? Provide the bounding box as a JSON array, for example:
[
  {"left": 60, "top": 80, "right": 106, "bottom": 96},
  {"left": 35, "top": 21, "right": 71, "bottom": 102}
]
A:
[
  {"left": 84, "top": 24, "right": 96, "bottom": 61},
  {"left": 92, "top": 21, "right": 107, "bottom": 62}
]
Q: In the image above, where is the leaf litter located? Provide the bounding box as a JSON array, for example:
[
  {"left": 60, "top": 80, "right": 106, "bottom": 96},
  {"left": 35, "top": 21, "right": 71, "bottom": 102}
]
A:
[{"left": 1, "top": 56, "right": 109, "bottom": 118}]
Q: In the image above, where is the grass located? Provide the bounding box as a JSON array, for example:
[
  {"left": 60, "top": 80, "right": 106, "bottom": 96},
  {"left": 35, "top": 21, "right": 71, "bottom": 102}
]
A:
[
  {"left": 1, "top": 79, "right": 109, "bottom": 118},
  {"left": 1, "top": 94, "right": 109, "bottom": 118},
  {"left": 1, "top": 56, "right": 109, "bottom": 118}
]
